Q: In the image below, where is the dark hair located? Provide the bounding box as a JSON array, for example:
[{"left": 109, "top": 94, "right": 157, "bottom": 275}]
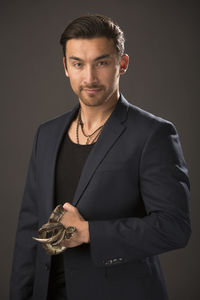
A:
[{"left": 60, "top": 14, "right": 125, "bottom": 57}]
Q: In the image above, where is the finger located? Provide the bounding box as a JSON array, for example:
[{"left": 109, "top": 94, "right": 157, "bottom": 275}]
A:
[
  {"left": 60, "top": 240, "right": 68, "bottom": 247},
  {"left": 60, "top": 239, "right": 76, "bottom": 248}
]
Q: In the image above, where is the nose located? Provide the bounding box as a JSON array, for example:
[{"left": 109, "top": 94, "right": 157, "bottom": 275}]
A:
[{"left": 83, "top": 65, "right": 97, "bottom": 85}]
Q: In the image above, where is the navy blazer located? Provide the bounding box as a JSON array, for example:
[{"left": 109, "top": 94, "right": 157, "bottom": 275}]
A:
[{"left": 10, "top": 95, "right": 191, "bottom": 300}]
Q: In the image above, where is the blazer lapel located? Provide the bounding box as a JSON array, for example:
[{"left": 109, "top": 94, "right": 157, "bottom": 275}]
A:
[{"left": 72, "top": 94, "right": 129, "bottom": 207}]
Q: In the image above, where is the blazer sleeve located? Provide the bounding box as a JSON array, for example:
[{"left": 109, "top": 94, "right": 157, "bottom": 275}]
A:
[
  {"left": 9, "top": 127, "right": 40, "bottom": 300},
  {"left": 88, "top": 121, "right": 191, "bottom": 267}
]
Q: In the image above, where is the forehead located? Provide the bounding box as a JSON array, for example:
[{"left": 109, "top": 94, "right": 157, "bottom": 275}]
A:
[{"left": 65, "top": 37, "right": 117, "bottom": 59}]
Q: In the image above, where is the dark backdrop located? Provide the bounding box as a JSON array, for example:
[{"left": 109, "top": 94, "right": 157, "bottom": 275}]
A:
[{"left": 1, "top": 0, "right": 199, "bottom": 299}]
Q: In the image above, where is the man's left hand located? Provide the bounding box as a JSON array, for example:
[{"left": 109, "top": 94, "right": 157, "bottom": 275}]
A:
[{"left": 60, "top": 202, "right": 90, "bottom": 248}]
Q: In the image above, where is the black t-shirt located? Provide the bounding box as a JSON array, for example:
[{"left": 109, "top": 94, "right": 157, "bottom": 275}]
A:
[
  {"left": 47, "top": 132, "right": 95, "bottom": 299},
  {"left": 55, "top": 132, "right": 95, "bottom": 206}
]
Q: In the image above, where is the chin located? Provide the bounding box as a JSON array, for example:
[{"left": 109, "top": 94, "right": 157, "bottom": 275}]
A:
[
  {"left": 79, "top": 94, "right": 105, "bottom": 107},
  {"left": 80, "top": 99, "right": 105, "bottom": 107}
]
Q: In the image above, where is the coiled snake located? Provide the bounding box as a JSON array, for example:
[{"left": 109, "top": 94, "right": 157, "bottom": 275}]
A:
[{"left": 32, "top": 205, "right": 77, "bottom": 255}]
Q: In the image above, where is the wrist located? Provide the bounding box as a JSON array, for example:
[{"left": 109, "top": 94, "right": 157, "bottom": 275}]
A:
[{"left": 80, "top": 221, "right": 90, "bottom": 243}]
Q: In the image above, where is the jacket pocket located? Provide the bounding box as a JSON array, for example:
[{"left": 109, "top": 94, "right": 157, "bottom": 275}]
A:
[{"left": 106, "top": 259, "right": 152, "bottom": 281}]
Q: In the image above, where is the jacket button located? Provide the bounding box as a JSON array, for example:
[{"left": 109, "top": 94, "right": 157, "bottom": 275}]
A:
[
  {"left": 45, "top": 263, "right": 50, "bottom": 271},
  {"left": 112, "top": 258, "right": 123, "bottom": 265},
  {"left": 104, "top": 259, "right": 113, "bottom": 266}
]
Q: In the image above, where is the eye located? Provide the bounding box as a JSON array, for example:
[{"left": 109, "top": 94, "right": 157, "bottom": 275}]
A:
[
  {"left": 97, "top": 61, "right": 108, "bottom": 67},
  {"left": 73, "top": 62, "right": 83, "bottom": 68}
]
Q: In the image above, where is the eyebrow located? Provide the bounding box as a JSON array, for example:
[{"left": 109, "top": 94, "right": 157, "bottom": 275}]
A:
[
  {"left": 94, "top": 54, "right": 112, "bottom": 61},
  {"left": 68, "top": 54, "right": 112, "bottom": 62}
]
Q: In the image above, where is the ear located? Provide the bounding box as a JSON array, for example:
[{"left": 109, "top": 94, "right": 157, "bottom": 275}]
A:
[
  {"left": 119, "top": 54, "right": 129, "bottom": 74},
  {"left": 63, "top": 57, "right": 69, "bottom": 77}
]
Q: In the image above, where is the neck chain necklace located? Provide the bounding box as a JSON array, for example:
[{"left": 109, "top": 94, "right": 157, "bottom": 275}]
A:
[{"left": 76, "top": 108, "right": 105, "bottom": 145}]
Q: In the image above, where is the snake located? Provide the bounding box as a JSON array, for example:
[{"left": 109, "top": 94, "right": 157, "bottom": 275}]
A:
[{"left": 32, "top": 204, "right": 77, "bottom": 255}]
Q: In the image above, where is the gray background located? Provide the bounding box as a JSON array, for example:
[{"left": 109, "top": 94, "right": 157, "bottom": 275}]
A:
[{"left": 1, "top": 0, "right": 199, "bottom": 299}]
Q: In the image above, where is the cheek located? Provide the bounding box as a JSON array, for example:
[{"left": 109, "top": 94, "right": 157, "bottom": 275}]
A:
[
  {"left": 68, "top": 75, "right": 80, "bottom": 91},
  {"left": 102, "top": 69, "right": 120, "bottom": 85}
]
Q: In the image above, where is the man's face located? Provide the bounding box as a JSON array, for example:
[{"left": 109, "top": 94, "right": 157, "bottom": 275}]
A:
[{"left": 64, "top": 37, "right": 127, "bottom": 107}]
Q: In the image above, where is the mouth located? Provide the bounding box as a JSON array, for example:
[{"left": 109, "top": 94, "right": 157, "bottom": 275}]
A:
[{"left": 83, "top": 88, "right": 102, "bottom": 95}]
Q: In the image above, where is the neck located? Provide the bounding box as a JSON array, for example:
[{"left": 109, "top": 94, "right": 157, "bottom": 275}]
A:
[{"left": 79, "top": 91, "right": 120, "bottom": 132}]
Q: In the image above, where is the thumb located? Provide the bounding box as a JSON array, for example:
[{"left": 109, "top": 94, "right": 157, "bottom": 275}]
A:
[{"left": 63, "top": 202, "right": 74, "bottom": 211}]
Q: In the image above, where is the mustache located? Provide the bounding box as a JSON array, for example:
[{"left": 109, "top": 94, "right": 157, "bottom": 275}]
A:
[{"left": 80, "top": 85, "right": 103, "bottom": 90}]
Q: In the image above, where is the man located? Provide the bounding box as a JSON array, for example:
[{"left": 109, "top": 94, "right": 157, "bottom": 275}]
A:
[{"left": 10, "top": 14, "right": 191, "bottom": 300}]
